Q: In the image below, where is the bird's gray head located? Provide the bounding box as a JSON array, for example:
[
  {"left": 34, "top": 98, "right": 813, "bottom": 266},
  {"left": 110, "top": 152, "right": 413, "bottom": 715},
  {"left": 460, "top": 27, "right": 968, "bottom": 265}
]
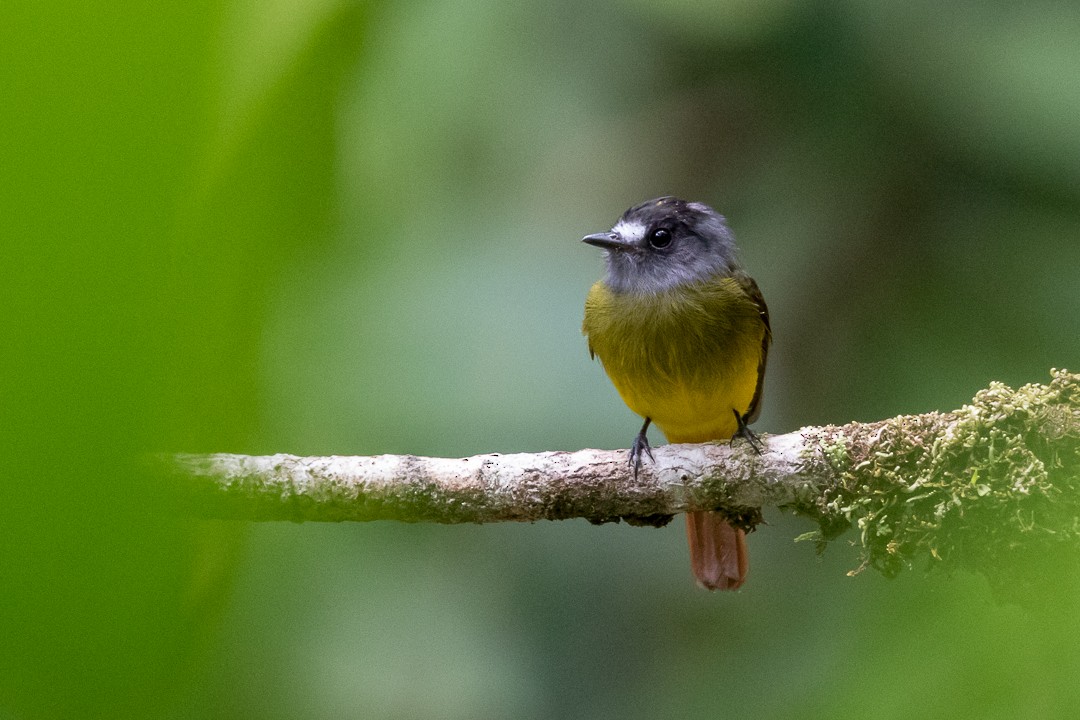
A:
[{"left": 582, "top": 197, "right": 739, "bottom": 293}]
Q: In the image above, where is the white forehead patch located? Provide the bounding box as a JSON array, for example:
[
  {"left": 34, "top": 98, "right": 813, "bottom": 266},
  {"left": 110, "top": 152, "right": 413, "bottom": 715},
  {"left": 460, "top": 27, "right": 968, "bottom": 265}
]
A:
[{"left": 612, "top": 220, "right": 647, "bottom": 245}]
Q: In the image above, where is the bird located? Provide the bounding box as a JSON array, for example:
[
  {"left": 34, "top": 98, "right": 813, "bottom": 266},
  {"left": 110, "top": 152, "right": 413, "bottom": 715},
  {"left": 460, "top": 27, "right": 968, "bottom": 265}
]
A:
[{"left": 581, "top": 196, "right": 771, "bottom": 590}]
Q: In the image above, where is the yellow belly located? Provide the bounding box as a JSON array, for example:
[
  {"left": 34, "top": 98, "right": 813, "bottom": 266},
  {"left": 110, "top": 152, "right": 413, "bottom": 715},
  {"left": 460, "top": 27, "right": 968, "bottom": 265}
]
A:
[{"left": 583, "top": 276, "right": 765, "bottom": 444}]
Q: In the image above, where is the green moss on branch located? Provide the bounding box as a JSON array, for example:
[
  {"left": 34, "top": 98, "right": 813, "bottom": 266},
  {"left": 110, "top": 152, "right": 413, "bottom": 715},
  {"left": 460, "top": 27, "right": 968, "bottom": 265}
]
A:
[{"left": 807, "top": 369, "right": 1080, "bottom": 584}]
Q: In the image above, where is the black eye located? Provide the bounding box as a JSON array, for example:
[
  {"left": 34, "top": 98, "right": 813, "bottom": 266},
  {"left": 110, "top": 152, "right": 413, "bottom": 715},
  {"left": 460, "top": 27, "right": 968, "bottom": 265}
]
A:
[{"left": 649, "top": 228, "right": 672, "bottom": 249}]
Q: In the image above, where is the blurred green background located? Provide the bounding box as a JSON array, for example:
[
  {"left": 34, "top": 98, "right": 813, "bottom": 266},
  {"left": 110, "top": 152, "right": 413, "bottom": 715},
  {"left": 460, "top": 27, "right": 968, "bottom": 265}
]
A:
[{"left": 3, "top": 1, "right": 1080, "bottom": 718}]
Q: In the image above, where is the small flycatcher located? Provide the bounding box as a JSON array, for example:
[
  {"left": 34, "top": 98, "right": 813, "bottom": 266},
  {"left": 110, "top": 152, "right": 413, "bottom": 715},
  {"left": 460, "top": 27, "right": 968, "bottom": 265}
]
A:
[{"left": 582, "top": 196, "right": 771, "bottom": 590}]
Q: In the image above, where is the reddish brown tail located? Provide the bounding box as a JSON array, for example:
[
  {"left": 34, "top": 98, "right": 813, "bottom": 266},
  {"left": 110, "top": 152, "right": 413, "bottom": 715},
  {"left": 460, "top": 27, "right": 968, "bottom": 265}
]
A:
[{"left": 685, "top": 511, "right": 747, "bottom": 591}]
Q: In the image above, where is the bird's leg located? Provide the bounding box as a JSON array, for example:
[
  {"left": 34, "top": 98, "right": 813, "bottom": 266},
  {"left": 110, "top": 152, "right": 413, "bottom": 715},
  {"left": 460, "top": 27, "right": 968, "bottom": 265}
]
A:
[
  {"left": 629, "top": 417, "right": 654, "bottom": 478},
  {"left": 731, "top": 409, "right": 763, "bottom": 455}
]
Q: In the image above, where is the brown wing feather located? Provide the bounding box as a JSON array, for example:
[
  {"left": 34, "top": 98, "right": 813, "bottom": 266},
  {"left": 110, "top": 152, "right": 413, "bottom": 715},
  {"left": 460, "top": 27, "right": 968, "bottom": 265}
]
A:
[{"left": 733, "top": 272, "right": 771, "bottom": 424}]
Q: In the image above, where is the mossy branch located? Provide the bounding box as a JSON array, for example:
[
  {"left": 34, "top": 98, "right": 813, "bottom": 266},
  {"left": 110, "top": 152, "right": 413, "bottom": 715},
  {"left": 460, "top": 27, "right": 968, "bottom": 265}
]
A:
[{"left": 169, "top": 370, "right": 1080, "bottom": 580}]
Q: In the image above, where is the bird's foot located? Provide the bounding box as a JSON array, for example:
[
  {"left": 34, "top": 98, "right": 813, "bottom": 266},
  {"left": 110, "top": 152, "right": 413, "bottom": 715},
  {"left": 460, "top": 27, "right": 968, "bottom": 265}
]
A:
[
  {"left": 629, "top": 417, "right": 654, "bottom": 478},
  {"left": 731, "top": 409, "right": 763, "bottom": 455}
]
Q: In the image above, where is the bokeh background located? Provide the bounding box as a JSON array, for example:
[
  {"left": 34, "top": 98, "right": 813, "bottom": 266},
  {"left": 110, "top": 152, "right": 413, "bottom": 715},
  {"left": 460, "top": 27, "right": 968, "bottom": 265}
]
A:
[{"left": 4, "top": 1, "right": 1080, "bottom": 718}]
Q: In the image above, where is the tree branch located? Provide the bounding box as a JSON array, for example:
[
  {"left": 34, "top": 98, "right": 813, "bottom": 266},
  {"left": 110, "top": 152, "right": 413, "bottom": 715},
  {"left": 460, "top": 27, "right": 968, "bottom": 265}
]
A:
[
  {"left": 171, "top": 430, "right": 820, "bottom": 525},
  {"left": 168, "top": 370, "right": 1080, "bottom": 579}
]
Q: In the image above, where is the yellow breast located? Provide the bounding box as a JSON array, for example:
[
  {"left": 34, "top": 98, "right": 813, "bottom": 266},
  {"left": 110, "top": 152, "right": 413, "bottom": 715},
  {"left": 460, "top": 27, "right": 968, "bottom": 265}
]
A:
[{"left": 583, "top": 276, "right": 765, "bottom": 443}]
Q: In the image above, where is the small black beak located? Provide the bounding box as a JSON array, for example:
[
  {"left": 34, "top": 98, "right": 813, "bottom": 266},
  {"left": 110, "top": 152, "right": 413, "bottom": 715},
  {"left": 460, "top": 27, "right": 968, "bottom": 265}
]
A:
[{"left": 582, "top": 231, "right": 632, "bottom": 251}]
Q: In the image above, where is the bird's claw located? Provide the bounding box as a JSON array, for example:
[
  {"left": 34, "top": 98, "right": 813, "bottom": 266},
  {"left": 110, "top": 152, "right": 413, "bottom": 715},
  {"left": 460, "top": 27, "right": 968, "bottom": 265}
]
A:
[
  {"left": 629, "top": 417, "right": 654, "bottom": 478},
  {"left": 629, "top": 434, "right": 654, "bottom": 477},
  {"left": 731, "top": 409, "right": 763, "bottom": 455}
]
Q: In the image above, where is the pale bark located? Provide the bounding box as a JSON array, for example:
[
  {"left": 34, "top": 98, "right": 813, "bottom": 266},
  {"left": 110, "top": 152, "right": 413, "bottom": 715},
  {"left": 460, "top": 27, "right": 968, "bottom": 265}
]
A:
[{"left": 169, "top": 430, "right": 822, "bottom": 525}]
